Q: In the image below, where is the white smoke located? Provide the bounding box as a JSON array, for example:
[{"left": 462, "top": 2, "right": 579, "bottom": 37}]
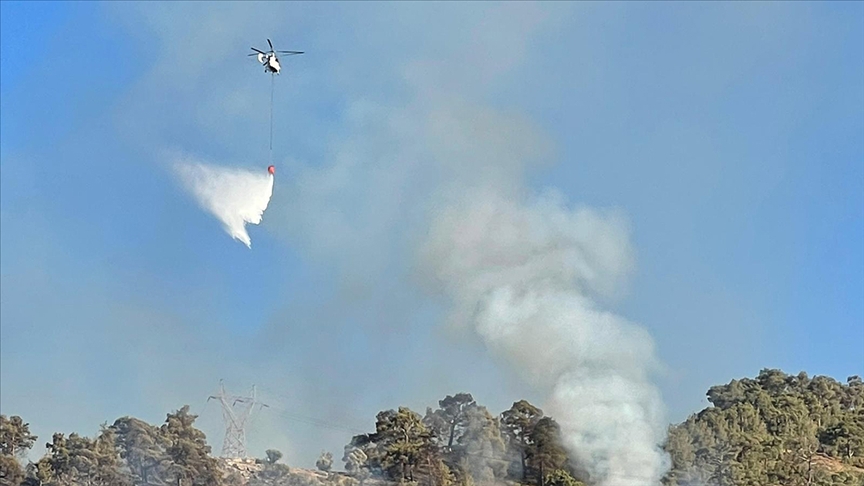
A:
[
  {"left": 174, "top": 156, "right": 274, "bottom": 248},
  {"left": 419, "top": 188, "right": 670, "bottom": 485}
]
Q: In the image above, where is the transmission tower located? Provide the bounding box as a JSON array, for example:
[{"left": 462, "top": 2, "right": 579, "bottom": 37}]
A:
[{"left": 208, "top": 380, "right": 268, "bottom": 458}]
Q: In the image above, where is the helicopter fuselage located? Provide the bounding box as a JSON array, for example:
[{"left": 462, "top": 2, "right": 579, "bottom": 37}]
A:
[
  {"left": 260, "top": 53, "right": 281, "bottom": 74},
  {"left": 251, "top": 40, "right": 301, "bottom": 75},
  {"left": 266, "top": 57, "right": 281, "bottom": 74}
]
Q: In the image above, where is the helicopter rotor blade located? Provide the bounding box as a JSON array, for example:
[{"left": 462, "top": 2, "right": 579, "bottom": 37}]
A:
[
  {"left": 268, "top": 38, "right": 274, "bottom": 50},
  {"left": 277, "top": 51, "right": 304, "bottom": 55},
  {"left": 251, "top": 47, "right": 266, "bottom": 55}
]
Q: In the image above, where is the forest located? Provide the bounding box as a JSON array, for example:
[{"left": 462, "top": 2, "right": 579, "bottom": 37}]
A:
[{"left": 1, "top": 369, "right": 862, "bottom": 486}]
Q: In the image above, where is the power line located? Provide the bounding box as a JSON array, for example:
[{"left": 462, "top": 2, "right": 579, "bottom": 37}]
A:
[
  {"left": 271, "top": 408, "right": 367, "bottom": 435},
  {"left": 255, "top": 387, "right": 368, "bottom": 435}
]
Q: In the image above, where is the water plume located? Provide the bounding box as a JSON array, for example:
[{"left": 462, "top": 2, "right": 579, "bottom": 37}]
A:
[{"left": 174, "top": 156, "right": 274, "bottom": 248}]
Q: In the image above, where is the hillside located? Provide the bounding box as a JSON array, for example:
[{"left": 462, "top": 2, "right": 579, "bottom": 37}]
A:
[
  {"left": 663, "top": 370, "right": 864, "bottom": 486},
  {"left": 1, "top": 369, "right": 862, "bottom": 486}
]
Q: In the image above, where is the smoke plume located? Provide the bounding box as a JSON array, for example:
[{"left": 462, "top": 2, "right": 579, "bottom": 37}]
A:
[
  {"left": 174, "top": 157, "right": 274, "bottom": 248},
  {"left": 419, "top": 188, "right": 669, "bottom": 485}
]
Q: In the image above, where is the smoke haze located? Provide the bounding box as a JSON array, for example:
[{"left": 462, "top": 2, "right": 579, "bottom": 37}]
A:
[
  {"left": 174, "top": 156, "right": 274, "bottom": 248},
  {"left": 3, "top": 2, "right": 861, "bottom": 481},
  {"left": 419, "top": 188, "right": 669, "bottom": 484}
]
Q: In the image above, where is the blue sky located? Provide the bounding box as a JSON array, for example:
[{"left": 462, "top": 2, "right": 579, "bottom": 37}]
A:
[{"left": 2, "top": 1, "right": 862, "bottom": 467}]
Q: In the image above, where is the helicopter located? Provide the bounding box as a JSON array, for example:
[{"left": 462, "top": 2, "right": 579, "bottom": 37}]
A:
[{"left": 249, "top": 38, "right": 303, "bottom": 75}]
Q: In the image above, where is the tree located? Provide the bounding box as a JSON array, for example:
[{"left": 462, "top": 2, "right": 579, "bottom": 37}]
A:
[
  {"left": 527, "top": 418, "right": 567, "bottom": 486},
  {"left": 343, "top": 446, "right": 370, "bottom": 486},
  {"left": 703, "top": 443, "right": 740, "bottom": 486},
  {"left": 425, "top": 394, "right": 476, "bottom": 450},
  {"left": 377, "top": 407, "right": 432, "bottom": 482},
  {"left": 417, "top": 456, "right": 451, "bottom": 486},
  {"left": 160, "top": 405, "right": 222, "bottom": 486},
  {"left": 316, "top": 451, "right": 333, "bottom": 473},
  {"left": 500, "top": 401, "right": 543, "bottom": 481},
  {"left": 111, "top": 416, "right": 168, "bottom": 485},
  {"left": 664, "top": 370, "right": 864, "bottom": 485},
  {"left": 88, "top": 426, "right": 130, "bottom": 486},
  {"left": 424, "top": 394, "right": 510, "bottom": 486},
  {"left": 454, "top": 406, "right": 507, "bottom": 485},
  {"left": 344, "top": 432, "right": 383, "bottom": 478},
  {"left": 0, "top": 416, "right": 37, "bottom": 457},
  {"left": 344, "top": 407, "right": 439, "bottom": 482},
  {"left": 0, "top": 455, "right": 25, "bottom": 486},
  {"left": 265, "top": 449, "right": 284, "bottom": 465},
  {"left": 29, "top": 428, "right": 128, "bottom": 486},
  {"left": 0, "top": 415, "right": 36, "bottom": 486}
]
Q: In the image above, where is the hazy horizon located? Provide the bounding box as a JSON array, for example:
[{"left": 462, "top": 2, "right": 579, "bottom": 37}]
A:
[{"left": 1, "top": 1, "right": 862, "bottom": 473}]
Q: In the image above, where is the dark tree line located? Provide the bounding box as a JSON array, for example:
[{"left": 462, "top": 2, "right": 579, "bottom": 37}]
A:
[
  {"left": 663, "top": 369, "right": 864, "bottom": 486},
  {"left": 1, "top": 406, "right": 221, "bottom": 486},
  {"left": 3, "top": 369, "right": 863, "bottom": 486}
]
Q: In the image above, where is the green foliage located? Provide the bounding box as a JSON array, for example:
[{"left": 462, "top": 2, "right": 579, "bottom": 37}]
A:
[
  {"left": 425, "top": 394, "right": 477, "bottom": 450},
  {"left": 160, "top": 405, "right": 222, "bottom": 485},
  {"left": 346, "top": 396, "right": 578, "bottom": 486},
  {"left": 28, "top": 428, "right": 129, "bottom": 486},
  {"left": 418, "top": 457, "right": 452, "bottom": 486},
  {"left": 342, "top": 407, "right": 441, "bottom": 483},
  {"left": 0, "top": 415, "right": 36, "bottom": 486},
  {"left": 378, "top": 407, "right": 434, "bottom": 482},
  {"left": 501, "top": 400, "right": 544, "bottom": 482},
  {"left": 21, "top": 405, "right": 220, "bottom": 486},
  {"left": 664, "top": 369, "right": 864, "bottom": 486},
  {"left": 111, "top": 416, "right": 167, "bottom": 484},
  {"left": 0, "top": 416, "right": 37, "bottom": 458},
  {"left": 0, "top": 455, "right": 25, "bottom": 486},
  {"left": 543, "top": 469, "right": 584, "bottom": 486},
  {"left": 528, "top": 418, "right": 567, "bottom": 486},
  {"left": 11, "top": 368, "right": 860, "bottom": 486}
]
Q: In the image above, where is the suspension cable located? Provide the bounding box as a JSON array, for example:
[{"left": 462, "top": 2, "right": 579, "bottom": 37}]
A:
[{"left": 269, "top": 73, "right": 275, "bottom": 165}]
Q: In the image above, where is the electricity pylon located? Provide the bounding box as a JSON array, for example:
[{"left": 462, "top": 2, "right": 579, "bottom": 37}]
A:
[{"left": 208, "top": 380, "right": 268, "bottom": 458}]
